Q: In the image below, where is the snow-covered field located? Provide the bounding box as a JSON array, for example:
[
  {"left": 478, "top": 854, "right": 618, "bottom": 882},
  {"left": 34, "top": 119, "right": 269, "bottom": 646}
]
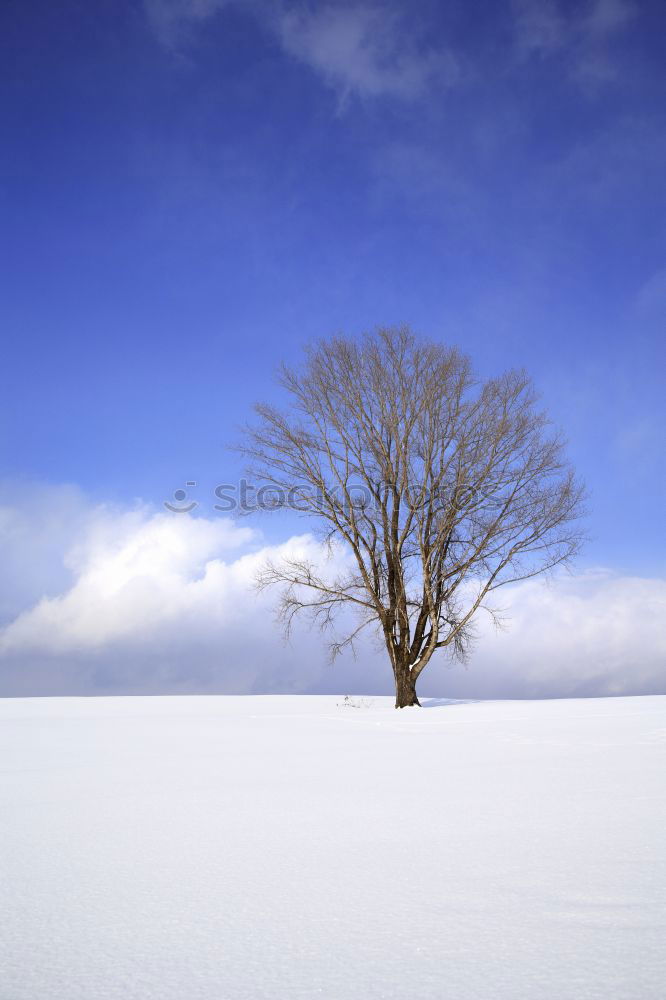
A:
[{"left": 1, "top": 695, "right": 665, "bottom": 1000}]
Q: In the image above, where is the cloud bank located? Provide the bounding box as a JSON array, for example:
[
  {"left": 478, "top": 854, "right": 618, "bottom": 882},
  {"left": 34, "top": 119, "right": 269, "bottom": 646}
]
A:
[{"left": 1, "top": 484, "right": 664, "bottom": 698}]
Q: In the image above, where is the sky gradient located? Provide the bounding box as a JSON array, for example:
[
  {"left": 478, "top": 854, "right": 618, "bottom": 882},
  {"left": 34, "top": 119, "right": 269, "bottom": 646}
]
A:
[{"left": 1, "top": 0, "right": 665, "bottom": 696}]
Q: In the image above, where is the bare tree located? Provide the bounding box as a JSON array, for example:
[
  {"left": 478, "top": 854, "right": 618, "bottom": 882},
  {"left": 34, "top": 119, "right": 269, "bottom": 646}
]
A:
[{"left": 240, "top": 326, "right": 586, "bottom": 708}]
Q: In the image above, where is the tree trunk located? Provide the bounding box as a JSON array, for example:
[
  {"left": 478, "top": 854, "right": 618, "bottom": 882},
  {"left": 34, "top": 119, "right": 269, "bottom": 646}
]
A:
[{"left": 394, "top": 668, "right": 420, "bottom": 708}]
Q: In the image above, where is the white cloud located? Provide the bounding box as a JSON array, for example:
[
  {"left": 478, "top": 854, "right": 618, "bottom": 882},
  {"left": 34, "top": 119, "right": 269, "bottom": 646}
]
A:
[
  {"left": 467, "top": 570, "right": 666, "bottom": 698},
  {"left": 584, "top": 0, "right": 634, "bottom": 36},
  {"left": 0, "top": 508, "right": 253, "bottom": 654},
  {"left": 1, "top": 484, "right": 664, "bottom": 699},
  {"left": 0, "top": 488, "right": 360, "bottom": 695},
  {"left": 512, "top": 0, "right": 635, "bottom": 88},
  {"left": 144, "top": 0, "right": 638, "bottom": 105},
  {"left": 143, "top": 0, "right": 233, "bottom": 50},
  {"left": 0, "top": 481, "right": 92, "bottom": 621},
  {"left": 143, "top": 0, "right": 455, "bottom": 104},
  {"left": 275, "top": 4, "right": 454, "bottom": 106}
]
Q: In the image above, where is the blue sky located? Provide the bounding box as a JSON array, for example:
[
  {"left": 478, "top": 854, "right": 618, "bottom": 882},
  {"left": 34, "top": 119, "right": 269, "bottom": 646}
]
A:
[{"left": 1, "top": 0, "right": 665, "bottom": 696}]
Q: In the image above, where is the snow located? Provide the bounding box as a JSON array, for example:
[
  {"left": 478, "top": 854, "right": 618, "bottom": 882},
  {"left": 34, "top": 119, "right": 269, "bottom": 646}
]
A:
[{"left": 1, "top": 694, "right": 665, "bottom": 1000}]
